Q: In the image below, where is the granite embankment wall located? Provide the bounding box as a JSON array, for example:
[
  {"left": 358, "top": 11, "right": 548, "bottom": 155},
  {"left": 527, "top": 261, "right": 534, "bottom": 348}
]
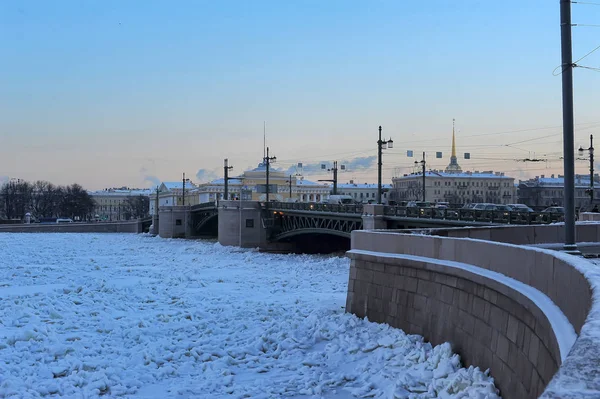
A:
[
  {"left": 0, "top": 221, "right": 144, "bottom": 233},
  {"left": 346, "top": 231, "right": 600, "bottom": 398}
]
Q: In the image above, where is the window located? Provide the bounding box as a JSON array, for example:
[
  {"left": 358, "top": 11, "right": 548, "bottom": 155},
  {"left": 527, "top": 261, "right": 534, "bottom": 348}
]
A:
[
  {"left": 245, "top": 219, "right": 254, "bottom": 228},
  {"left": 175, "top": 219, "right": 182, "bottom": 226}
]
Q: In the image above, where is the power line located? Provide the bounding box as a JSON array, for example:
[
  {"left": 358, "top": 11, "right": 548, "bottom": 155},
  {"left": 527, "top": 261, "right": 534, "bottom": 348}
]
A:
[
  {"left": 572, "top": 1, "right": 600, "bottom": 5},
  {"left": 574, "top": 44, "right": 600, "bottom": 63}
]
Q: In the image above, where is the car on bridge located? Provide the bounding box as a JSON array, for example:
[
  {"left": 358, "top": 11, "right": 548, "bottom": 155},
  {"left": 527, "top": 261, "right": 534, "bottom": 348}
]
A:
[{"left": 507, "top": 204, "right": 534, "bottom": 212}]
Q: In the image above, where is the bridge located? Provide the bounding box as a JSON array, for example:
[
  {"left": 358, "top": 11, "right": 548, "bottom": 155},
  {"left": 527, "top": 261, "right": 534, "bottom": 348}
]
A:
[{"left": 156, "top": 201, "right": 563, "bottom": 251}]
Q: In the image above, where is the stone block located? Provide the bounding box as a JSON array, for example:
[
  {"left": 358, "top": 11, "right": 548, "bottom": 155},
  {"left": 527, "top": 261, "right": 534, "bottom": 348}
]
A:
[
  {"left": 356, "top": 268, "right": 373, "bottom": 284},
  {"left": 457, "top": 309, "right": 475, "bottom": 335},
  {"left": 416, "top": 269, "right": 432, "bottom": 281},
  {"left": 483, "top": 287, "right": 498, "bottom": 304},
  {"left": 457, "top": 278, "right": 477, "bottom": 294},
  {"left": 528, "top": 333, "right": 540, "bottom": 364},
  {"left": 488, "top": 304, "right": 509, "bottom": 333},
  {"left": 417, "top": 279, "right": 438, "bottom": 297},
  {"left": 474, "top": 318, "right": 493, "bottom": 347},
  {"left": 507, "top": 314, "right": 519, "bottom": 343},
  {"left": 440, "top": 285, "right": 455, "bottom": 305},
  {"left": 496, "top": 333, "right": 510, "bottom": 363},
  {"left": 471, "top": 296, "right": 487, "bottom": 320},
  {"left": 403, "top": 276, "right": 418, "bottom": 293},
  {"left": 413, "top": 294, "right": 427, "bottom": 311},
  {"left": 373, "top": 271, "right": 389, "bottom": 287}
]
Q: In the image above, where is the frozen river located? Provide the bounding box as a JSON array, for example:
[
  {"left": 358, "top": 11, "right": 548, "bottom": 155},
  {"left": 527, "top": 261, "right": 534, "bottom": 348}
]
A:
[{"left": 0, "top": 234, "right": 499, "bottom": 398}]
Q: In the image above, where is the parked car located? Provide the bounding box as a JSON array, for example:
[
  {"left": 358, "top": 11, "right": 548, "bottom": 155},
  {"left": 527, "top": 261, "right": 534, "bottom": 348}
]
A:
[
  {"left": 542, "top": 206, "right": 565, "bottom": 214},
  {"left": 56, "top": 218, "right": 74, "bottom": 223},
  {"left": 507, "top": 204, "right": 534, "bottom": 212}
]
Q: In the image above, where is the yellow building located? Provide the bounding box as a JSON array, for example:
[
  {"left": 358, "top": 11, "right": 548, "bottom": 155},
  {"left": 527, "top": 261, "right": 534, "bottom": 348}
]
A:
[
  {"left": 90, "top": 188, "right": 151, "bottom": 221},
  {"left": 196, "top": 162, "right": 331, "bottom": 203}
]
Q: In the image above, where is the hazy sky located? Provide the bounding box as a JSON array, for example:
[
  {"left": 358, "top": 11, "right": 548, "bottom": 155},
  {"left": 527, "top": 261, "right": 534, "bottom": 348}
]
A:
[{"left": 2, "top": 1, "right": 600, "bottom": 190}]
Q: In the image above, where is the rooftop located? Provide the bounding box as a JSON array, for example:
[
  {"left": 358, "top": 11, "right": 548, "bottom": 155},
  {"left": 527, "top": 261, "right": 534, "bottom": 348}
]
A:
[{"left": 394, "top": 170, "right": 513, "bottom": 179}]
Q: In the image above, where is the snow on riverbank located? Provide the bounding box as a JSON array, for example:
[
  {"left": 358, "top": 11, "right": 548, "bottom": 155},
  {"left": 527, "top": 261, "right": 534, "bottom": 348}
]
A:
[{"left": 0, "top": 234, "right": 499, "bottom": 398}]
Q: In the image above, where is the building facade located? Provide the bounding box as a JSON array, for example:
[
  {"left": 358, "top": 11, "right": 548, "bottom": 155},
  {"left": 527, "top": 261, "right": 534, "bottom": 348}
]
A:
[
  {"left": 391, "top": 123, "right": 516, "bottom": 205},
  {"left": 90, "top": 188, "right": 151, "bottom": 221},
  {"left": 337, "top": 181, "right": 393, "bottom": 204},
  {"left": 194, "top": 162, "right": 331, "bottom": 203},
  {"left": 392, "top": 171, "right": 516, "bottom": 205},
  {"left": 518, "top": 174, "right": 599, "bottom": 210}
]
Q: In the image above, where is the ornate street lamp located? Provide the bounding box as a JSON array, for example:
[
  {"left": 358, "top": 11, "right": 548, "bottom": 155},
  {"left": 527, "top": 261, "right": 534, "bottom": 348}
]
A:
[{"left": 377, "top": 126, "right": 393, "bottom": 204}]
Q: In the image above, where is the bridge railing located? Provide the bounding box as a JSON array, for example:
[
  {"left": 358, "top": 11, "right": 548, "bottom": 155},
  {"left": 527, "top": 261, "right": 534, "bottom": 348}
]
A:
[
  {"left": 267, "top": 201, "right": 364, "bottom": 214},
  {"left": 383, "top": 206, "right": 563, "bottom": 224},
  {"left": 190, "top": 201, "right": 218, "bottom": 211}
]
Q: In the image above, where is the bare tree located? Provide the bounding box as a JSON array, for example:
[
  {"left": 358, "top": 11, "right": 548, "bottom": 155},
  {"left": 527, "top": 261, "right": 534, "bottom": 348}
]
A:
[
  {"left": 123, "top": 195, "right": 149, "bottom": 219},
  {"left": 31, "top": 181, "right": 61, "bottom": 218}
]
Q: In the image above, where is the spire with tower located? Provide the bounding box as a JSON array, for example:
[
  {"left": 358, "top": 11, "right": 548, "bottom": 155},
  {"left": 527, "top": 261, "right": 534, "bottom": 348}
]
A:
[{"left": 445, "top": 119, "right": 462, "bottom": 173}]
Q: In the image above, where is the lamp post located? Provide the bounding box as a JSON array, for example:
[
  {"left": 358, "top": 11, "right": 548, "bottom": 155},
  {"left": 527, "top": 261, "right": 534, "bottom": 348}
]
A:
[
  {"left": 224, "top": 159, "right": 234, "bottom": 200},
  {"left": 263, "top": 147, "right": 277, "bottom": 203},
  {"left": 285, "top": 175, "right": 293, "bottom": 200},
  {"left": 578, "top": 134, "right": 595, "bottom": 205},
  {"left": 182, "top": 172, "right": 190, "bottom": 206},
  {"left": 318, "top": 161, "right": 344, "bottom": 196},
  {"left": 414, "top": 152, "right": 426, "bottom": 202},
  {"left": 377, "top": 126, "right": 393, "bottom": 204}
]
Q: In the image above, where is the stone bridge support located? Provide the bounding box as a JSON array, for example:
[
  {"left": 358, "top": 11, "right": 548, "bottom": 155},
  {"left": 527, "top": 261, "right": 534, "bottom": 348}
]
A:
[
  {"left": 158, "top": 206, "right": 192, "bottom": 239},
  {"left": 361, "top": 204, "right": 388, "bottom": 230},
  {"left": 218, "top": 201, "right": 268, "bottom": 248}
]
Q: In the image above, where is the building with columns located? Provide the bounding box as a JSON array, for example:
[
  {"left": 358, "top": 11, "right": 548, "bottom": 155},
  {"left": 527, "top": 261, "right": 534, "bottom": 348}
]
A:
[
  {"left": 392, "top": 124, "right": 516, "bottom": 205},
  {"left": 152, "top": 161, "right": 332, "bottom": 210}
]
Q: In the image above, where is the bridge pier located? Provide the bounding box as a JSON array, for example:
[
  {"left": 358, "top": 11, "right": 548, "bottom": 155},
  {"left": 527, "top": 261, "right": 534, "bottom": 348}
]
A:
[
  {"left": 361, "top": 204, "right": 388, "bottom": 230},
  {"left": 158, "top": 206, "right": 192, "bottom": 239},
  {"left": 218, "top": 201, "right": 268, "bottom": 248}
]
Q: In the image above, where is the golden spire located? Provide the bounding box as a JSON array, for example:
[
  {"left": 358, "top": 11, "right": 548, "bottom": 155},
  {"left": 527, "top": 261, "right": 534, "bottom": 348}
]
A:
[{"left": 451, "top": 118, "right": 457, "bottom": 158}]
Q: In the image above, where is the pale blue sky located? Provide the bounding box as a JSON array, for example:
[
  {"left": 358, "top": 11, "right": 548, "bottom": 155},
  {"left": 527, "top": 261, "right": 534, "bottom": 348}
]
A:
[{"left": 1, "top": 1, "right": 600, "bottom": 189}]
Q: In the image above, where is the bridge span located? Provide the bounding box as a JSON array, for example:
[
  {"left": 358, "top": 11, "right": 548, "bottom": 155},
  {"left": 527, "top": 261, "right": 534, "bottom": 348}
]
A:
[{"left": 157, "top": 201, "right": 563, "bottom": 252}]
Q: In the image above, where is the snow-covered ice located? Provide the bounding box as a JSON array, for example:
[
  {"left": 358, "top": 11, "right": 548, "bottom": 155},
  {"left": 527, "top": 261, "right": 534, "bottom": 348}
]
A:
[{"left": 0, "top": 234, "right": 499, "bottom": 398}]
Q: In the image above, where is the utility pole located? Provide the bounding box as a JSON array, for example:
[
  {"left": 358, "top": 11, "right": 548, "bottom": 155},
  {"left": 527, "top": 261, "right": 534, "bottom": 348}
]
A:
[
  {"left": 377, "top": 126, "right": 383, "bottom": 204},
  {"left": 332, "top": 161, "right": 338, "bottom": 195},
  {"left": 155, "top": 186, "right": 160, "bottom": 216},
  {"left": 590, "top": 134, "right": 594, "bottom": 204},
  {"left": 224, "top": 159, "right": 233, "bottom": 200},
  {"left": 376, "top": 126, "right": 393, "bottom": 204},
  {"left": 579, "top": 134, "right": 595, "bottom": 205},
  {"left": 414, "top": 153, "right": 426, "bottom": 202},
  {"left": 422, "top": 152, "right": 426, "bottom": 202},
  {"left": 289, "top": 175, "right": 292, "bottom": 199},
  {"left": 263, "top": 147, "right": 276, "bottom": 203},
  {"left": 318, "top": 161, "right": 341, "bottom": 195},
  {"left": 560, "top": 0, "right": 577, "bottom": 252},
  {"left": 182, "top": 172, "right": 190, "bottom": 206}
]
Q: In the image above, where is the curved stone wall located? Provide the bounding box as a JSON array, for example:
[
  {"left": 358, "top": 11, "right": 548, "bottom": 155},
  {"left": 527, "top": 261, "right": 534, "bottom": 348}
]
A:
[{"left": 346, "top": 231, "right": 600, "bottom": 398}]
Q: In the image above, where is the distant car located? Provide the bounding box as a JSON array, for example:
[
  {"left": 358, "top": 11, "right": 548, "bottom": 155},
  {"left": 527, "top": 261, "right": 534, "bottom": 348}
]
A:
[
  {"left": 542, "top": 206, "right": 565, "bottom": 214},
  {"left": 507, "top": 204, "right": 534, "bottom": 212},
  {"left": 56, "top": 218, "right": 74, "bottom": 223}
]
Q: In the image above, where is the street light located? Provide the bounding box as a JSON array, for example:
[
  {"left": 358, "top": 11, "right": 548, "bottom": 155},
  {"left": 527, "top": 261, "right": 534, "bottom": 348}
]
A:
[
  {"left": 224, "top": 159, "right": 234, "bottom": 200},
  {"left": 318, "top": 161, "right": 345, "bottom": 195},
  {"left": 264, "top": 147, "right": 277, "bottom": 204},
  {"left": 414, "top": 152, "right": 426, "bottom": 202},
  {"left": 377, "top": 126, "right": 393, "bottom": 204},
  {"left": 578, "top": 134, "right": 595, "bottom": 205},
  {"left": 182, "top": 172, "right": 190, "bottom": 206}
]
